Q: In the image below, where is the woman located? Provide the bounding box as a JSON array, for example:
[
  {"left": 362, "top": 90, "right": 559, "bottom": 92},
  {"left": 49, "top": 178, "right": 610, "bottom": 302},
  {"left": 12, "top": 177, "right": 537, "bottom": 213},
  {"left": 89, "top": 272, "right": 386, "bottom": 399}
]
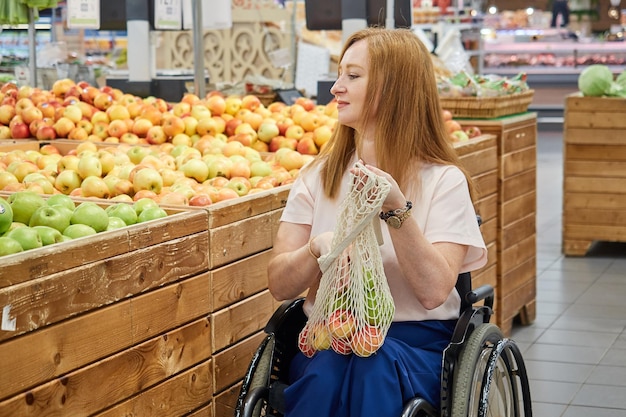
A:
[{"left": 268, "top": 27, "right": 487, "bottom": 417}]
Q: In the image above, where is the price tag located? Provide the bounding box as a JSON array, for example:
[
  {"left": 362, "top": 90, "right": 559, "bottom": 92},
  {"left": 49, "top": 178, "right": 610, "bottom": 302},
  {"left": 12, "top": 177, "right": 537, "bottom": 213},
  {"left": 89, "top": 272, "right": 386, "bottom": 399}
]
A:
[
  {"left": 66, "top": 0, "right": 100, "bottom": 29},
  {"left": 154, "top": 0, "right": 182, "bottom": 30},
  {"left": 14, "top": 66, "right": 30, "bottom": 87}
]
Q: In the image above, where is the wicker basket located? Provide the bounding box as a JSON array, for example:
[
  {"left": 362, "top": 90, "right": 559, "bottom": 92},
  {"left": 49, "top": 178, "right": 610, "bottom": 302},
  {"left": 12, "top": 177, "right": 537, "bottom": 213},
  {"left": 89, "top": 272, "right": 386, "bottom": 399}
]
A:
[{"left": 440, "top": 90, "right": 535, "bottom": 119}]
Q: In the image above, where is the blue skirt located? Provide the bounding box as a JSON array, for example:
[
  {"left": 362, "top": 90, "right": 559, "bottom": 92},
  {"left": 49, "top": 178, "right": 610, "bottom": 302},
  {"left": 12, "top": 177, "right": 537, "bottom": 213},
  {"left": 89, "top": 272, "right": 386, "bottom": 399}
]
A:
[{"left": 285, "top": 320, "right": 456, "bottom": 417}]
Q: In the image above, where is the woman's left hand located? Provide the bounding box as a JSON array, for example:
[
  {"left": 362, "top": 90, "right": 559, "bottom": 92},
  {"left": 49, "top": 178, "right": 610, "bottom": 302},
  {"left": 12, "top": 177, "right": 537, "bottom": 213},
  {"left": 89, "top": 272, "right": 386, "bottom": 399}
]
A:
[{"left": 352, "top": 161, "right": 407, "bottom": 212}]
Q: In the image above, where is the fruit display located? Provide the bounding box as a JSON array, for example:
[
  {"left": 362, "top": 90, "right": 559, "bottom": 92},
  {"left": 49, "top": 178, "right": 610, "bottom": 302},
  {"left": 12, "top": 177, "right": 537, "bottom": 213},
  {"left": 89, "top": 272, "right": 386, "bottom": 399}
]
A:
[
  {"left": 0, "top": 190, "right": 167, "bottom": 256},
  {"left": 442, "top": 109, "right": 482, "bottom": 143}
]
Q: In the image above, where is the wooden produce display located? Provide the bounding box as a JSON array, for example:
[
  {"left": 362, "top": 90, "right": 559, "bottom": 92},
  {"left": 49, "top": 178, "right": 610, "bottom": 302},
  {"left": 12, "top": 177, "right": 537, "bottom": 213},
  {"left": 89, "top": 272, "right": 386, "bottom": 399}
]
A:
[
  {"left": 562, "top": 94, "right": 626, "bottom": 256},
  {"left": 0, "top": 186, "right": 289, "bottom": 417},
  {"left": 458, "top": 113, "right": 538, "bottom": 336},
  {"left": 453, "top": 134, "right": 499, "bottom": 307}
]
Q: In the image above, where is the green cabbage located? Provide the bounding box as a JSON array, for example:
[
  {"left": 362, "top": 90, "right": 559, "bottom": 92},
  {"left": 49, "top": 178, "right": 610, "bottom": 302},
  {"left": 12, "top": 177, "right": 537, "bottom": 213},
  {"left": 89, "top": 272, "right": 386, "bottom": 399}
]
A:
[
  {"left": 616, "top": 70, "right": 626, "bottom": 90},
  {"left": 578, "top": 64, "right": 614, "bottom": 97}
]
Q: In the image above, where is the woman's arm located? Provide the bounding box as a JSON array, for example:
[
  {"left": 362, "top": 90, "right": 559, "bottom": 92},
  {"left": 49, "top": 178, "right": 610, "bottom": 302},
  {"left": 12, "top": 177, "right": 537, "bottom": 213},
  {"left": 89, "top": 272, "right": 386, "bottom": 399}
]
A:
[{"left": 268, "top": 222, "right": 324, "bottom": 301}]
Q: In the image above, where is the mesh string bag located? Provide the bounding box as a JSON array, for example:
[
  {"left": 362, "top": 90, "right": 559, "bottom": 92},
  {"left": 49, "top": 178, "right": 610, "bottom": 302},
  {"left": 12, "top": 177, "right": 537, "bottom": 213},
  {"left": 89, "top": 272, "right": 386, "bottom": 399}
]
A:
[{"left": 298, "top": 162, "right": 395, "bottom": 358}]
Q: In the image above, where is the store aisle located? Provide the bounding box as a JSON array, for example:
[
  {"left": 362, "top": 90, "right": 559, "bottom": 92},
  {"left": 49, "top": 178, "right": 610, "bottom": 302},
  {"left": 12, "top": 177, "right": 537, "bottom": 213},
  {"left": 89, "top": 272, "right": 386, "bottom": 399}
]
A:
[{"left": 510, "top": 131, "right": 626, "bottom": 417}]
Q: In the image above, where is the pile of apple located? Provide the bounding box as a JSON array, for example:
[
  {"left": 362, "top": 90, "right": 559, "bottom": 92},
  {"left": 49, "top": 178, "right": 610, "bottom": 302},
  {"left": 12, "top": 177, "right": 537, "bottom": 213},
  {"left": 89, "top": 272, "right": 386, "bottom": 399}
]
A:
[
  {"left": 0, "top": 136, "right": 311, "bottom": 205},
  {"left": 0, "top": 79, "right": 336, "bottom": 158},
  {"left": 0, "top": 191, "right": 168, "bottom": 256},
  {"left": 442, "top": 109, "right": 483, "bottom": 143}
]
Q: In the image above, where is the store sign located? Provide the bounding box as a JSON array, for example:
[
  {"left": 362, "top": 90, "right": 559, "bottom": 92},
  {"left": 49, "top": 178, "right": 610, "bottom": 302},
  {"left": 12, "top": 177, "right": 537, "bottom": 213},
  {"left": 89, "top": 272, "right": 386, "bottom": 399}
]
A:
[
  {"left": 66, "top": 0, "right": 101, "bottom": 29},
  {"left": 154, "top": 0, "right": 183, "bottom": 30},
  {"left": 182, "top": 0, "right": 232, "bottom": 30}
]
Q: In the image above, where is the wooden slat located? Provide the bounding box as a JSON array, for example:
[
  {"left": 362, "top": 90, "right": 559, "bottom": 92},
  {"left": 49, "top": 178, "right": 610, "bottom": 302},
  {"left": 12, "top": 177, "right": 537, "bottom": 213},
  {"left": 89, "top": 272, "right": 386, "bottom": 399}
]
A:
[
  {"left": 564, "top": 207, "right": 626, "bottom": 225},
  {"left": 500, "top": 190, "right": 536, "bottom": 229},
  {"left": 564, "top": 193, "right": 626, "bottom": 210},
  {"left": 500, "top": 213, "right": 535, "bottom": 251},
  {"left": 565, "top": 94, "right": 626, "bottom": 113},
  {"left": 499, "top": 235, "right": 535, "bottom": 278},
  {"left": 213, "top": 383, "right": 241, "bottom": 417},
  {"left": 564, "top": 176, "right": 626, "bottom": 194},
  {"left": 500, "top": 146, "right": 536, "bottom": 179},
  {"left": 501, "top": 123, "right": 536, "bottom": 154},
  {"left": 0, "top": 318, "right": 212, "bottom": 416},
  {"left": 213, "top": 332, "right": 265, "bottom": 394},
  {"left": 565, "top": 160, "right": 626, "bottom": 178},
  {"left": 474, "top": 171, "right": 498, "bottom": 204},
  {"left": 0, "top": 233, "right": 209, "bottom": 342},
  {"left": 499, "top": 257, "right": 536, "bottom": 296},
  {"left": 209, "top": 212, "right": 276, "bottom": 269},
  {"left": 212, "top": 290, "right": 276, "bottom": 353},
  {"left": 565, "top": 110, "right": 626, "bottom": 130},
  {"left": 0, "top": 273, "right": 211, "bottom": 401},
  {"left": 211, "top": 250, "right": 272, "bottom": 312},
  {"left": 565, "top": 144, "right": 626, "bottom": 161},
  {"left": 206, "top": 185, "right": 290, "bottom": 228},
  {"left": 500, "top": 168, "right": 535, "bottom": 207},
  {"left": 0, "top": 210, "right": 209, "bottom": 288},
  {"left": 95, "top": 361, "right": 213, "bottom": 417},
  {"left": 564, "top": 224, "right": 626, "bottom": 241},
  {"left": 565, "top": 128, "right": 626, "bottom": 145}
]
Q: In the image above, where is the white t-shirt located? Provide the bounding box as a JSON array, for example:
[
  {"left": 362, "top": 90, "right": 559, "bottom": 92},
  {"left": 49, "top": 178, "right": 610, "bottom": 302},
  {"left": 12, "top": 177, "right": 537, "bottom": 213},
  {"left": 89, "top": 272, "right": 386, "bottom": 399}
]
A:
[{"left": 280, "top": 159, "right": 488, "bottom": 321}]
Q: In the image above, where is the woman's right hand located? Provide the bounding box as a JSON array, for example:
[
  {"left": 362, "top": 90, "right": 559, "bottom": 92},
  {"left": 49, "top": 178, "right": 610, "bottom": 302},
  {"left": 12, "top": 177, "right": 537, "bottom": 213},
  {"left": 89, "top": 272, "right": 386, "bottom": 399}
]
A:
[{"left": 311, "top": 231, "right": 334, "bottom": 259}]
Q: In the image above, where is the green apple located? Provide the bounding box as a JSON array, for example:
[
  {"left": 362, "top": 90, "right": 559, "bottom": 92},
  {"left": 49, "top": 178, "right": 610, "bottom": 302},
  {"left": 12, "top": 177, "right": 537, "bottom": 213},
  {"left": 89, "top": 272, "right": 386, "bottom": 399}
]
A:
[
  {"left": 46, "top": 194, "right": 76, "bottom": 212},
  {"left": 105, "top": 203, "right": 138, "bottom": 226},
  {"left": 32, "top": 225, "right": 65, "bottom": 246},
  {"left": 70, "top": 202, "right": 109, "bottom": 233},
  {"left": 133, "top": 198, "right": 160, "bottom": 216},
  {"left": 29, "top": 206, "right": 71, "bottom": 233},
  {"left": 63, "top": 224, "right": 98, "bottom": 239},
  {"left": 249, "top": 160, "right": 273, "bottom": 178},
  {"left": 6, "top": 227, "right": 43, "bottom": 250},
  {"left": 7, "top": 191, "right": 46, "bottom": 225},
  {"left": 137, "top": 206, "right": 168, "bottom": 223},
  {"left": 0, "top": 198, "right": 13, "bottom": 235},
  {"left": 2, "top": 222, "right": 26, "bottom": 237},
  {"left": 106, "top": 216, "right": 127, "bottom": 230},
  {"left": 0, "top": 236, "right": 23, "bottom": 256}
]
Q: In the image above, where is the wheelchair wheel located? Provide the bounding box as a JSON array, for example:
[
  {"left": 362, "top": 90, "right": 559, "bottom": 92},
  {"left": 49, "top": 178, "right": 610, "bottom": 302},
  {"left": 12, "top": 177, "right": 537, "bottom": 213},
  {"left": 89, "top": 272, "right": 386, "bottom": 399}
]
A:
[{"left": 451, "top": 323, "right": 530, "bottom": 417}]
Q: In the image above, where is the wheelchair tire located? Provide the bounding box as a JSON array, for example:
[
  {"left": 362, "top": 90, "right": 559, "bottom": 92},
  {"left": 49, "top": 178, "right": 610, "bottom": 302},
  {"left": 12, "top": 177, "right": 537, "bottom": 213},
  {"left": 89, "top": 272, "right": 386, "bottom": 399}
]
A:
[{"left": 450, "top": 323, "right": 523, "bottom": 417}]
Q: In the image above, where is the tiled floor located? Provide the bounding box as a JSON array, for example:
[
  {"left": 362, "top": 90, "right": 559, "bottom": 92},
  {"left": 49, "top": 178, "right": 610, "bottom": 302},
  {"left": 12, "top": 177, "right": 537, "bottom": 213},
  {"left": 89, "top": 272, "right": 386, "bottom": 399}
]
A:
[{"left": 509, "top": 130, "right": 626, "bottom": 417}]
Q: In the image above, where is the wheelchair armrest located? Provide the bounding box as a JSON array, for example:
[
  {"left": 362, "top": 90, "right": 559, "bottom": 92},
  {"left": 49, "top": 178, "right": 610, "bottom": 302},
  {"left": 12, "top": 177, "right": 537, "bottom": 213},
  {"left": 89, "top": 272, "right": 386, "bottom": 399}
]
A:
[
  {"left": 400, "top": 397, "right": 438, "bottom": 417},
  {"left": 465, "top": 284, "right": 494, "bottom": 310},
  {"left": 242, "top": 386, "right": 269, "bottom": 417}
]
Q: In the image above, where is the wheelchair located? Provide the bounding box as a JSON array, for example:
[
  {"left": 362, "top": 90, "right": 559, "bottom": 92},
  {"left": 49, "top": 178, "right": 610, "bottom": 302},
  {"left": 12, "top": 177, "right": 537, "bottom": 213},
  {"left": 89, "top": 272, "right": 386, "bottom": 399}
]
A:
[{"left": 234, "top": 272, "right": 533, "bottom": 417}]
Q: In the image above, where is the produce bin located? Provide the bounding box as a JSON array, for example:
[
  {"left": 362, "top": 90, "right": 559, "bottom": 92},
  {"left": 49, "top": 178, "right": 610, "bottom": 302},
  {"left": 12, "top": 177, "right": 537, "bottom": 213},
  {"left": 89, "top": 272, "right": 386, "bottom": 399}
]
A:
[
  {"left": 562, "top": 94, "right": 626, "bottom": 256},
  {"left": 0, "top": 186, "right": 289, "bottom": 417},
  {"left": 458, "top": 113, "right": 538, "bottom": 336}
]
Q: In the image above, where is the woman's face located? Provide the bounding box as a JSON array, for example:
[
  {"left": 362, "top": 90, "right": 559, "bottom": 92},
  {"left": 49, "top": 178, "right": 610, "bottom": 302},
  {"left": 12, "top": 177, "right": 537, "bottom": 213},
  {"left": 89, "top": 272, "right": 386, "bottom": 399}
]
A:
[{"left": 330, "top": 39, "right": 374, "bottom": 132}]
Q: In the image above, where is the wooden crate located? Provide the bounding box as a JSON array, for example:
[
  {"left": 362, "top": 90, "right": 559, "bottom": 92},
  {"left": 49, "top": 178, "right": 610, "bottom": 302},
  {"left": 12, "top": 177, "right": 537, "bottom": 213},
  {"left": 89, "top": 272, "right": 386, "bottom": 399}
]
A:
[
  {"left": 459, "top": 113, "right": 538, "bottom": 336},
  {"left": 454, "top": 134, "right": 499, "bottom": 313},
  {"left": 563, "top": 94, "right": 626, "bottom": 256},
  {"left": 0, "top": 185, "right": 290, "bottom": 417}
]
